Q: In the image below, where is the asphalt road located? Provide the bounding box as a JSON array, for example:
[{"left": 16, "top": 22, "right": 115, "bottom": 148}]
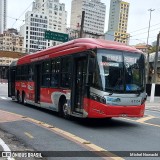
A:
[{"left": 0, "top": 84, "right": 160, "bottom": 160}]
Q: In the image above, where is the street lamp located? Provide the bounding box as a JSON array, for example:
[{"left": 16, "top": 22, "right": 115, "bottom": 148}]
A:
[{"left": 146, "top": 9, "right": 155, "bottom": 83}]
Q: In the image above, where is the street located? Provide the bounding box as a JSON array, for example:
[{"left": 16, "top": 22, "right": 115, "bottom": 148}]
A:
[{"left": 0, "top": 83, "right": 160, "bottom": 160}]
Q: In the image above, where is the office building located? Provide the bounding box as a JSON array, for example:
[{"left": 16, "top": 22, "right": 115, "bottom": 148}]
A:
[
  {"left": 20, "top": 11, "right": 48, "bottom": 53},
  {"left": 70, "top": 0, "right": 106, "bottom": 37},
  {"left": 0, "top": 0, "right": 7, "bottom": 33},
  {"left": 32, "top": 0, "right": 67, "bottom": 47},
  {"left": 105, "top": 0, "right": 130, "bottom": 44},
  {"left": 20, "top": 0, "right": 67, "bottom": 53}
]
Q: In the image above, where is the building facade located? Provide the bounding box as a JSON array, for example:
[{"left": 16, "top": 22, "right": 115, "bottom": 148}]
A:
[
  {"left": 0, "top": 51, "right": 24, "bottom": 80},
  {"left": 0, "top": 0, "right": 7, "bottom": 34},
  {"left": 70, "top": 0, "right": 106, "bottom": 37},
  {"left": 20, "top": 0, "right": 67, "bottom": 53},
  {"left": 134, "top": 44, "right": 151, "bottom": 54},
  {"left": 0, "top": 28, "right": 24, "bottom": 53},
  {"left": 105, "top": 0, "right": 130, "bottom": 44},
  {"left": 20, "top": 11, "right": 48, "bottom": 53},
  {"left": 148, "top": 52, "right": 160, "bottom": 84},
  {"left": 32, "top": 0, "right": 67, "bottom": 47}
]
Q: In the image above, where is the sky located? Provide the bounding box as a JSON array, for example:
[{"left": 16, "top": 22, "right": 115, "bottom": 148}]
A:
[{"left": 7, "top": 0, "right": 160, "bottom": 45}]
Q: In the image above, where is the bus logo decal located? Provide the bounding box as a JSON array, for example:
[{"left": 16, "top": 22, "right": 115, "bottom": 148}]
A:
[{"left": 107, "top": 97, "right": 121, "bottom": 103}]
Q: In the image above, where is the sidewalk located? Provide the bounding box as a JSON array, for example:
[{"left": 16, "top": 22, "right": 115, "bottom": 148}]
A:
[
  {"left": 0, "top": 110, "right": 103, "bottom": 160},
  {"left": 0, "top": 129, "right": 42, "bottom": 160},
  {"left": 145, "top": 96, "right": 160, "bottom": 112}
]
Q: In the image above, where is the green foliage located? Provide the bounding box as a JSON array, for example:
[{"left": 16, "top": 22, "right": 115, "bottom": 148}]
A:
[{"left": 148, "top": 46, "right": 160, "bottom": 53}]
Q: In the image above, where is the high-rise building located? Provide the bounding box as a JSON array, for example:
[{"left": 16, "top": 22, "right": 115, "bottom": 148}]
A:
[
  {"left": 20, "top": 0, "right": 67, "bottom": 53},
  {"left": 70, "top": 0, "right": 106, "bottom": 37},
  {"left": 20, "top": 11, "right": 48, "bottom": 53},
  {"left": 32, "top": 0, "right": 67, "bottom": 47},
  {"left": 0, "top": 0, "right": 7, "bottom": 33},
  {"left": 105, "top": 0, "right": 130, "bottom": 44}
]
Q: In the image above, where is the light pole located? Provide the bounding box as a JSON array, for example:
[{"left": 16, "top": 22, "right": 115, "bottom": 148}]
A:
[
  {"left": 150, "top": 32, "right": 159, "bottom": 103},
  {"left": 153, "top": 32, "right": 160, "bottom": 83},
  {"left": 80, "top": 11, "right": 85, "bottom": 38},
  {"left": 146, "top": 9, "right": 155, "bottom": 83}
]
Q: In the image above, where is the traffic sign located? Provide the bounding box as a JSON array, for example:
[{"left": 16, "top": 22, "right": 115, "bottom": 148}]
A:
[{"left": 45, "top": 30, "right": 68, "bottom": 42}]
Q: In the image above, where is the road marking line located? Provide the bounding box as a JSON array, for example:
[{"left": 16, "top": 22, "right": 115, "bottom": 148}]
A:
[
  {"left": 123, "top": 117, "right": 160, "bottom": 128},
  {"left": 0, "top": 138, "right": 15, "bottom": 160},
  {"left": 27, "top": 118, "right": 124, "bottom": 160},
  {"left": 136, "top": 116, "right": 154, "bottom": 123},
  {"left": 142, "top": 122, "right": 160, "bottom": 128},
  {"left": 0, "top": 109, "right": 123, "bottom": 160},
  {"left": 0, "top": 96, "right": 7, "bottom": 100},
  {"left": 24, "top": 132, "right": 34, "bottom": 139}
]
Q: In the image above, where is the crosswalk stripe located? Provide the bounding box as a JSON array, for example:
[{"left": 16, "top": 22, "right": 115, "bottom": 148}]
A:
[{"left": 136, "top": 116, "right": 154, "bottom": 123}]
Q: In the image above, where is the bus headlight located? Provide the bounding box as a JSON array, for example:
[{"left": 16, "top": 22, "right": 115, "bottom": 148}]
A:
[{"left": 90, "top": 93, "right": 106, "bottom": 104}]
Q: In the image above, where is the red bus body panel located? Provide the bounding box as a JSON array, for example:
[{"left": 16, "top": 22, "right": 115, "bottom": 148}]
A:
[
  {"left": 16, "top": 81, "right": 35, "bottom": 101},
  {"left": 83, "top": 98, "right": 145, "bottom": 118}
]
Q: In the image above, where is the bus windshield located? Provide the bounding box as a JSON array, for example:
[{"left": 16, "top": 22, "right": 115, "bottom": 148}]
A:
[{"left": 93, "top": 49, "right": 145, "bottom": 93}]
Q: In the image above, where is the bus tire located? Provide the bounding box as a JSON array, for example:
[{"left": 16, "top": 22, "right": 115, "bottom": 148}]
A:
[
  {"left": 106, "top": 117, "right": 112, "bottom": 120},
  {"left": 22, "top": 92, "right": 27, "bottom": 105},
  {"left": 59, "top": 97, "right": 70, "bottom": 119}
]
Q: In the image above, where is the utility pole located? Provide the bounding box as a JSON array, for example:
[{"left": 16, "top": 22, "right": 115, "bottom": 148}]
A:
[
  {"left": 150, "top": 32, "right": 159, "bottom": 102},
  {"left": 80, "top": 11, "right": 85, "bottom": 38},
  {"left": 153, "top": 32, "right": 160, "bottom": 83},
  {"left": 146, "top": 9, "right": 155, "bottom": 83}
]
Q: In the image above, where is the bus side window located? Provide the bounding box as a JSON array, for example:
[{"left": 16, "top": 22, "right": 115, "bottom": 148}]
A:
[
  {"left": 16, "top": 66, "right": 21, "bottom": 81},
  {"left": 21, "top": 65, "right": 29, "bottom": 81},
  {"left": 28, "top": 65, "right": 34, "bottom": 81},
  {"left": 51, "top": 74, "right": 58, "bottom": 87},
  {"left": 51, "top": 59, "right": 60, "bottom": 88},
  {"left": 42, "top": 61, "right": 51, "bottom": 87},
  {"left": 61, "top": 57, "right": 71, "bottom": 88}
]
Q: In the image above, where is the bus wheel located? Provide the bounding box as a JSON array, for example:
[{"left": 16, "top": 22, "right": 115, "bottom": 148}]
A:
[
  {"left": 59, "top": 98, "right": 70, "bottom": 119},
  {"left": 106, "top": 117, "right": 112, "bottom": 120},
  {"left": 22, "top": 92, "right": 27, "bottom": 105}
]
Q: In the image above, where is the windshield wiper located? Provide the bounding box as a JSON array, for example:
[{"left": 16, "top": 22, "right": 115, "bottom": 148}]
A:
[
  {"left": 136, "top": 85, "right": 144, "bottom": 97},
  {"left": 136, "top": 88, "right": 141, "bottom": 97}
]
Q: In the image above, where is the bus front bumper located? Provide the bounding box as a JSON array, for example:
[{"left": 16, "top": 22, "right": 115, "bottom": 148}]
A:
[{"left": 83, "top": 99, "right": 145, "bottom": 118}]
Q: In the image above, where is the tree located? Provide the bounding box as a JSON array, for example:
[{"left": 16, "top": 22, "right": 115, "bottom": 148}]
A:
[{"left": 148, "top": 46, "right": 160, "bottom": 53}]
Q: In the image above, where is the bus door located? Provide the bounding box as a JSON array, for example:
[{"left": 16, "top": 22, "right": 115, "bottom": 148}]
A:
[
  {"left": 35, "top": 64, "right": 41, "bottom": 103},
  {"left": 72, "top": 57, "right": 87, "bottom": 113},
  {"left": 8, "top": 68, "right": 16, "bottom": 98}
]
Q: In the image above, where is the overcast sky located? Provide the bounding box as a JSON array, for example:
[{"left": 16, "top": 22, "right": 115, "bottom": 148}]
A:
[{"left": 7, "top": 0, "right": 160, "bottom": 45}]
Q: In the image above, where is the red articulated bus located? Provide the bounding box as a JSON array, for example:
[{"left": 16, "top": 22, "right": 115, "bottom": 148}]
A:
[{"left": 8, "top": 38, "right": 147, "bottom": 119}]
